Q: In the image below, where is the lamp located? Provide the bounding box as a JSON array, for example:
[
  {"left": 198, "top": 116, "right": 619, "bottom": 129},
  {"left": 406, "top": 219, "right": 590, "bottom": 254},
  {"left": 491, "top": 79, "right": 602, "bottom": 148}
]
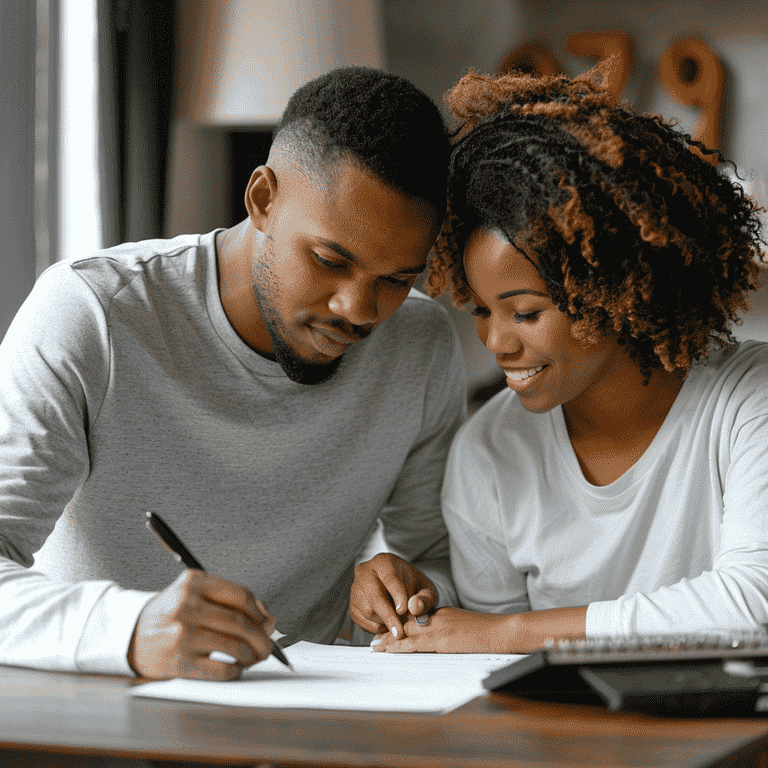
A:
[
  {"left": 174, "top": 0, "right": 385, "bottom": 126},
  {"left": 165, "top": 0, "right": 384, "bottom": 236}
]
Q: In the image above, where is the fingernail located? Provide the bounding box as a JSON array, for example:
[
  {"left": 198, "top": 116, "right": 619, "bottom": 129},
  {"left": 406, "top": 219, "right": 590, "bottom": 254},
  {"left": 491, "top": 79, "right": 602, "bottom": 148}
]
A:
[
  {"left": 370, "top": 638, "right": 382, "bottom": 646},
  {"left": 392, "top": 626, "right": 398, "bottom": 638},
  {"left": 396, "top": 600, "right": 403, "bottom": 611}
]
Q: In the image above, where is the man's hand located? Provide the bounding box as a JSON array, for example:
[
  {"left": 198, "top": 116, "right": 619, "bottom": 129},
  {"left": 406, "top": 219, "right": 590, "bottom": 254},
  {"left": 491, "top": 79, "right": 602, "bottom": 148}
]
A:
[
  {"left": 127, "top": 569, "right": 275, "bottom": 680},
  {"left": 370, "top": 607, "right": 512, "bottom": 653},
  {"left": 350, "top": 553, "right": 438, "bottom": 639}
]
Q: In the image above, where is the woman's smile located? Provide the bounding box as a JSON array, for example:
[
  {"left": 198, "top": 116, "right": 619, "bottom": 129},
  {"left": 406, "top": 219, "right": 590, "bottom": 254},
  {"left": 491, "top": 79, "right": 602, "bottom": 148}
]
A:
[{"left": 502, "top": 363, "right": 547, "bottom": 385}]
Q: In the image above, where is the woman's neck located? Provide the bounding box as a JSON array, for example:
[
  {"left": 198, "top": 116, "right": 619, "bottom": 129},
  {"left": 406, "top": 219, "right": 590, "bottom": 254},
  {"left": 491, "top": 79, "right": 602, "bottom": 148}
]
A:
[{"left": 562, "top": 361, "right": 686, "bottom": 486}]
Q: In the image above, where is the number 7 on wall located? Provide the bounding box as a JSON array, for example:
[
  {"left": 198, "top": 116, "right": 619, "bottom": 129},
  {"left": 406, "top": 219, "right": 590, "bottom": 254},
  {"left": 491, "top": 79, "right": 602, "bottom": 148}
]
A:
[{"left": 498, "top": 32, "right": 726, "bottom": 164}]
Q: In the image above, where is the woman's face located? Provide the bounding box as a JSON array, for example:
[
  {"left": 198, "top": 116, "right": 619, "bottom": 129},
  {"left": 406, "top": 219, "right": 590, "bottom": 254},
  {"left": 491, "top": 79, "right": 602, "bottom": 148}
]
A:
[{"left": 464, "top": 227, "right": 625, "bottom": 414}]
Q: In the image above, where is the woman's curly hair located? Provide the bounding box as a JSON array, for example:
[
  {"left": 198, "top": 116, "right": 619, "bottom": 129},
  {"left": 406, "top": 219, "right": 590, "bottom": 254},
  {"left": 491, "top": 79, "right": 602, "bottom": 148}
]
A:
[{"left": 426, "top": 65, "right": 765, "bottom": 381}]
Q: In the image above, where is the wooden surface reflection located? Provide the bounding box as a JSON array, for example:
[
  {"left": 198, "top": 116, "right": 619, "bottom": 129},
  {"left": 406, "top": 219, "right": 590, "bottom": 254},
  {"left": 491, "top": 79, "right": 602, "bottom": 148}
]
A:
[{"left": 2, "top": 663, "right": 768, "bottom": 767}]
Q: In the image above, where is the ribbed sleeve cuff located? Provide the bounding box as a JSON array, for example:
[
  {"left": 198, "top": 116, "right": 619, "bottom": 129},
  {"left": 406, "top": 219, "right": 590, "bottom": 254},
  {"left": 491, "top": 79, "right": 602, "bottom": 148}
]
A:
[{"left": 75, "top": 587, "right": 156, "bottom": 676}]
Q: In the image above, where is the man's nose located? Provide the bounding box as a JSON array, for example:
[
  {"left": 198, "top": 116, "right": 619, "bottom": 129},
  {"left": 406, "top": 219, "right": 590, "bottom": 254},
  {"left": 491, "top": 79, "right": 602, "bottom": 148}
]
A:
[{"left": 328, "top": 279, "right": 378, "bottom": 327}]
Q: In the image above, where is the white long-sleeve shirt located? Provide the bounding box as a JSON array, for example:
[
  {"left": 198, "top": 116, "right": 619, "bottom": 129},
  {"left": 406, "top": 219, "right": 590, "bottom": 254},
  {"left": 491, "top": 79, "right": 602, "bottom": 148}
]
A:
[
  {"left": 443, "top": 341, "right": 768, "bottom": 637},
  {"left": 0, "top": 230, "right": 464, "bottom": 674}
]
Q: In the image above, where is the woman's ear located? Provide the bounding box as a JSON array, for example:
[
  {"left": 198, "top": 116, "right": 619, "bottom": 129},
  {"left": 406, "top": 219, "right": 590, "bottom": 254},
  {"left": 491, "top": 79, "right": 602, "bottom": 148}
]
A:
[{"left": 244, "top": 165, "right": 277, "bottom": 232}]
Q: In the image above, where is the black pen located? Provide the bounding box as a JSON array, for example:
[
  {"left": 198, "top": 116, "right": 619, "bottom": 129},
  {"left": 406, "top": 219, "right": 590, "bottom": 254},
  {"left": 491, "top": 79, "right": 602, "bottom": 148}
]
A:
[{"left": 145, "top": 511, "right": 293, "bottom": 670}]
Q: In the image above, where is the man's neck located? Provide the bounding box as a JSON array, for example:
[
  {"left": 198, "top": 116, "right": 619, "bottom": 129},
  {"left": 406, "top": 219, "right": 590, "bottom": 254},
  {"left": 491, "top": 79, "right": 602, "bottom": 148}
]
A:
[{"left": 216, "top": 221, "right": 272, "bottom": 354}]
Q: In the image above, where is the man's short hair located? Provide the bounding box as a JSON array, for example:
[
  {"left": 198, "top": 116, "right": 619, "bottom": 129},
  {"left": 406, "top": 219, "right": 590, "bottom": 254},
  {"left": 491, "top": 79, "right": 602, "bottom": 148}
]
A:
[{"left": 275, "top": 67, "right": 448, "bottom": 214}]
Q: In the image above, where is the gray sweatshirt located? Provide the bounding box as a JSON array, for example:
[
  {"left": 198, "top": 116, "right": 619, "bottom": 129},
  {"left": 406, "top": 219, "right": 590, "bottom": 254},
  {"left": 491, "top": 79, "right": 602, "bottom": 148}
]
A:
[{"left": 0, "top": 230, "right": 465, "bottom": 674}]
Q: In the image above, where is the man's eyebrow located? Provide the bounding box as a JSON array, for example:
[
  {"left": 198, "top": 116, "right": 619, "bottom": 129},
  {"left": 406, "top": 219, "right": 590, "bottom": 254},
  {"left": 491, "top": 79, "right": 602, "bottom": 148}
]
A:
[
  {"left": 497, "top": 289, "right": 549, "bottom": 300},
  {"left": 315, "top": 237, "right": 425, "bottom": 275}
]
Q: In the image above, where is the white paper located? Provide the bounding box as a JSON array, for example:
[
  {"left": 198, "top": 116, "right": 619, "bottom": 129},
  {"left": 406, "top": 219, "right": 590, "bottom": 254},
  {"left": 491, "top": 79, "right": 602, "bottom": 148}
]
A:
[{"left": 130, "top": 641, "right": 526, "bottom": 713}]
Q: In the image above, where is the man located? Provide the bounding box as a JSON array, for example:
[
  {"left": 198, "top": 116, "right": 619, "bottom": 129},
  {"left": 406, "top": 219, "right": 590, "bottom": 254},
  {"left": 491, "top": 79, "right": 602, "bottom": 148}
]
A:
[{"left": 0, "top": 68, "right": 465, "bottom": 679}]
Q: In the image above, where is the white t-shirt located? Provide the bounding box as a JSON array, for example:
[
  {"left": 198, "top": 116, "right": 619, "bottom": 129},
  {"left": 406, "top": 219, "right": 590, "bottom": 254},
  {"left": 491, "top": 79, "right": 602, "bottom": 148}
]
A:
[{"left": 443, "top": 341, "right": 768, "bottom": 637}]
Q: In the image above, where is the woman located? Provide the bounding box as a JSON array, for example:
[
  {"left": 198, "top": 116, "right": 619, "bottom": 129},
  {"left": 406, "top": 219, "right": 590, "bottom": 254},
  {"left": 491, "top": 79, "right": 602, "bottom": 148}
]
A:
[{"left": 370, "top": 66, "right": 768, "bottom": 654}]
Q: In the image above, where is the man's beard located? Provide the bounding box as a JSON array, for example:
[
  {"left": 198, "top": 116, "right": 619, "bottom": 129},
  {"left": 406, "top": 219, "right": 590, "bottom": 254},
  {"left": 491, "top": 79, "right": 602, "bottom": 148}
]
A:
[
  {"left": 262, "top": 309, "right": 343, "bottom": 385},
  {"left": 251, "top": 273, "right": 343, "bottom": 385},
  {"left": 251, "top": 237, "right": 350, "bottom": 385}
]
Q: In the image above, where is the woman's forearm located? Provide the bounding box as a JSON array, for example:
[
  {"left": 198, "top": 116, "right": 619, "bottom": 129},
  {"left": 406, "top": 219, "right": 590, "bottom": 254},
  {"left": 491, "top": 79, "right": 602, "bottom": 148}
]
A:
[
  {"left": 503, "top": 605, "right": 588, "bottom": 653},
  {"left": 370, "top": 605, "right": 589, "bottom": 654}
]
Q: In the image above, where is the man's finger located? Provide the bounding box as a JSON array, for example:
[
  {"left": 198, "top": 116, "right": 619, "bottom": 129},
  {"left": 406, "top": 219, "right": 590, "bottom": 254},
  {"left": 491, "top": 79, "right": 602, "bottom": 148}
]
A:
[
  {"left": 376, "top": 569, "right": 411, "bottom": 616},
  {"left": 407, "top": 587, "right": 438, "bottom": 616},
  {"left": 350, "top": 610, "right": 388, "bottom": 635},
  {"left": 195, "top": 573, "right": 265, "bottom": 622},
  {"left": 190, "top": 627, "right": 259, "bottom": 668},
  {"left": 368, "top": 592, "right": 405, "bottom": 639},
  {"left": 189, "top": 602, "right": 274, "bottom": 660},
  {"left": 181, "top": 655, "right": 244, "bottom": 681},
  {"left": 254, "top": 599, "right": 276, "bottom": 635}
]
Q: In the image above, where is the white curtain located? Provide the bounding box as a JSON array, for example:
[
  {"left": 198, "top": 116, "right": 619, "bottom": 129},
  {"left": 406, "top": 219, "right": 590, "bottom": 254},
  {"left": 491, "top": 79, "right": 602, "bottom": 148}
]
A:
[{"left": 59, "top": 0, "right": 102, "bottom": 262}]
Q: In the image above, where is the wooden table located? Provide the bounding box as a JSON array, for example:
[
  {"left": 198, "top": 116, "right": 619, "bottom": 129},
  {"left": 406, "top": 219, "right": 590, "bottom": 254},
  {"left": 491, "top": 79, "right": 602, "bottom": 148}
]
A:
[{"left": 3, "top": 663, "right": 768, "bottom": 768}]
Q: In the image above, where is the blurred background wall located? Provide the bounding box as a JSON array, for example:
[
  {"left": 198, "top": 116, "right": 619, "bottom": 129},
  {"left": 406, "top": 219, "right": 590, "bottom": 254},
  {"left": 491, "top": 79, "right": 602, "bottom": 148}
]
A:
[
  {"left": 164, "top": 0, "right": 768, "bottom": 397},
  {"left": 383, "top": 0, "right": 768, "bottom": 392},
  {"left": 3, "top": 0, "right": 767, "bottom": 399}
]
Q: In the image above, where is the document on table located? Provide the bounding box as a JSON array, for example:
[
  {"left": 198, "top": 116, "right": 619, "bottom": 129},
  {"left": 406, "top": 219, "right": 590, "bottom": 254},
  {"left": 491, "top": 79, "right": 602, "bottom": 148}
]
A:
[{"left": 129, "top": 641, "right": 525, "bottom": 713}]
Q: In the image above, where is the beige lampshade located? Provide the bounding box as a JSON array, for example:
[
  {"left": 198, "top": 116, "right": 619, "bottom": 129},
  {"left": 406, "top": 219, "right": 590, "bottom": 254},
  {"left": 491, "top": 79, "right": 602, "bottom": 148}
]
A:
[{"left": 175, "top": 0, "right": 385, "bottom": 126}]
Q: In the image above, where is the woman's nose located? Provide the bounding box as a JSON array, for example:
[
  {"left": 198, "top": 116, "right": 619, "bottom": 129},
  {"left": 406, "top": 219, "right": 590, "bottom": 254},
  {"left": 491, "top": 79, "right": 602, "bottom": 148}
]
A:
[{"left": 482, "top": 316, "right": 521, "bottom": 355}]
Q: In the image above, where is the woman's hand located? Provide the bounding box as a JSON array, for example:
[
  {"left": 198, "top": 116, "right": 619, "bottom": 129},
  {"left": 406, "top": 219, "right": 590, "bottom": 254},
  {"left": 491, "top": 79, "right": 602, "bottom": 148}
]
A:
[
  {"left": 369, "top": 605, "right": 589, "bottom": 654},
  {"left": 370, "top": 607, "right": 513, "bottom": 654}
]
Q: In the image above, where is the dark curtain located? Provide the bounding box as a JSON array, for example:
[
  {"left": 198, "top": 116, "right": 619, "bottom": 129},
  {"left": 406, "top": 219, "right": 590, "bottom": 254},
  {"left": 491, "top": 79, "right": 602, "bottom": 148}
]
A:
[
  {"left": 98, "top": 0, "right": 175, "bottom": 247},
  {"left": 0, "top": 0, "right": 36, "bottom": 340}
]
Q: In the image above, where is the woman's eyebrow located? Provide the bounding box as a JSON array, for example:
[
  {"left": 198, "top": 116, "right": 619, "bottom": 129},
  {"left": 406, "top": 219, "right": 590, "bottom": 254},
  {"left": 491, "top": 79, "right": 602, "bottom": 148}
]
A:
[{"left": 497, "top": 289, "right": 549, "bottom": 300}]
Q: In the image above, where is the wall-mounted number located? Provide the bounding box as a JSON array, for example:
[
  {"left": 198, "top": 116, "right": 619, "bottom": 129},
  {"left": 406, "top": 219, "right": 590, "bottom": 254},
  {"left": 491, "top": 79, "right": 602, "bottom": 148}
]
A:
[
  {"left": 497, "top": 33, "right": 726, "bottom": 163},
  {"left": 564, "top": 31, "right": 634, "bottom": 100},
  {"left": 657, "top": 38, "right": 726, "bottom": 164},
  {"left": 497, "top": 41, "right": 564, "bottom": 77}
]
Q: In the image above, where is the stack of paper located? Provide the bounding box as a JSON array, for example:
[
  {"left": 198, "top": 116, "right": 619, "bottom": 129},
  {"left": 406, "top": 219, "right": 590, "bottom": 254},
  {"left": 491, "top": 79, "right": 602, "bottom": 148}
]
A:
[{"left": 130, "top": 641, "right": 524, "bottom": 713}]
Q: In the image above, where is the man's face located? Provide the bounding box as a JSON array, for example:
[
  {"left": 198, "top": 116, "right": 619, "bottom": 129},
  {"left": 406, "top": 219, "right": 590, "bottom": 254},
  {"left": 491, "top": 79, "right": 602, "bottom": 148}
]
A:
[{"left": 249, "top": 158, "right": 439, "bottom": 385}]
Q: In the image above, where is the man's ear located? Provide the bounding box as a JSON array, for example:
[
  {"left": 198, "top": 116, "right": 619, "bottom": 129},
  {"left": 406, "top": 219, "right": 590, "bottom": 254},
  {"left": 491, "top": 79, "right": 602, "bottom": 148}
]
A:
[{"left": 245, "top": 165, "right": 277, "bottom": 232}]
